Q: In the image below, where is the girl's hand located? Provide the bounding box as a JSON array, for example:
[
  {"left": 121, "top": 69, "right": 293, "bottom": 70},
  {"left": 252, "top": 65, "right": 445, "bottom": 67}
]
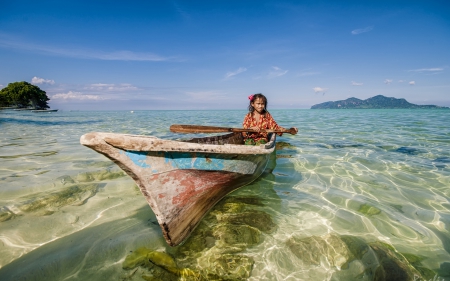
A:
[
  {"left": 251, "top": 126, "right": 261, "bottom": 132},
  {"left": 289, "top": 127, "right": 298, "bottom": 135}
]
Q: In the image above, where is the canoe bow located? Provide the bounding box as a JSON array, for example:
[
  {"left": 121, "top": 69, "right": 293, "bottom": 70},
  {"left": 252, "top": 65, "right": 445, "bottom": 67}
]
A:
[{"left": 80, "top": 132, "right": 276, "bottom": 246}]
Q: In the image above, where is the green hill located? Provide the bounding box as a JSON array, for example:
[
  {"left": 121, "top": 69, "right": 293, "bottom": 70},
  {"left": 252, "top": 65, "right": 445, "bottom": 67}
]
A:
[{"left": 311, "top": 95, "right": 448, "bottom": 109}]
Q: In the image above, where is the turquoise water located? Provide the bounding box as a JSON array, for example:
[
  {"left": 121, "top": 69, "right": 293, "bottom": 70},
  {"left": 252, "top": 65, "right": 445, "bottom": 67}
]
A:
[{"left": 0, "top": 109, "right": 449, "bottom": 280}]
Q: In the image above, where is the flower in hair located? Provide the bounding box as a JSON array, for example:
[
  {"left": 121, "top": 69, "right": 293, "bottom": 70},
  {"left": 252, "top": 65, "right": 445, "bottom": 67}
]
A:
[{"left": 248, "top": 95, "right": 254, "bottom": 101}]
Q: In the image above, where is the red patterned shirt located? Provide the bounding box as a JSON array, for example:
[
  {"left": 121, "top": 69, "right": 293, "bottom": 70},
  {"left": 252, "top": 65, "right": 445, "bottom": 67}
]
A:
[{"left": 242, "top": 111, "right": 284, "bottom": 142}]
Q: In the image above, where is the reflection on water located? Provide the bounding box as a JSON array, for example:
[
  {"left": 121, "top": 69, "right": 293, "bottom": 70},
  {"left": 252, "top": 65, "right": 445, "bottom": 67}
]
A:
[{"left": 0, "top": 109, "right": 449, "bottom": 280}]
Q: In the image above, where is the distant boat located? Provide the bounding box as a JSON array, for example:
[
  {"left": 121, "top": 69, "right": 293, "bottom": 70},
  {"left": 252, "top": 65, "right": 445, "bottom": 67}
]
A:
[
  {"left": 80, "top": 131, "right": 276, "bottom": 246},
  {"left": 31, "top": 109, "right": 58, "bottom": 113}
]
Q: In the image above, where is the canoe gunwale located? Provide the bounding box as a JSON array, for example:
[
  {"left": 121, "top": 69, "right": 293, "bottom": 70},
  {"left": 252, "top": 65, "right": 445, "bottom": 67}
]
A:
[{"left": 100, "top": 132, "right": 276, "bottom": 155}]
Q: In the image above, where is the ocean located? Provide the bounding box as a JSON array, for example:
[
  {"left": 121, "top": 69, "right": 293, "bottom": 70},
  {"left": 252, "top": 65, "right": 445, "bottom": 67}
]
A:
[{"left": 0, "top": 109, "right": 449, "bottom": 281}]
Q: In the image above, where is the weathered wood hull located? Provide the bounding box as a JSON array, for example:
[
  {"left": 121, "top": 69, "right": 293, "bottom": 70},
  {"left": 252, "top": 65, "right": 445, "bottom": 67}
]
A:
[{"left": 80, "top": 132, "right": 276, "bottom": 246}]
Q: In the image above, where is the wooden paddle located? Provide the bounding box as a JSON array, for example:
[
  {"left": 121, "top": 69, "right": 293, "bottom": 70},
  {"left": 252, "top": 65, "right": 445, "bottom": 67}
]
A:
[{"left": 170, "top": 124, "right": 297, "bottom": 135}]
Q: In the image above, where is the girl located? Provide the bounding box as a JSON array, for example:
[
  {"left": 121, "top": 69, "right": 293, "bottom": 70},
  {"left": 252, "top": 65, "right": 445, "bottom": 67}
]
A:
[{"left": 243, "top": 93, "right": 298, "bottom": 145}]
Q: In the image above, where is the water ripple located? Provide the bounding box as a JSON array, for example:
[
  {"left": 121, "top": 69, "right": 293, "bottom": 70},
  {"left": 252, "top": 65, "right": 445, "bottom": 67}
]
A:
[{"left": 0, "top": 109, "right": 449, "bottom": 280}]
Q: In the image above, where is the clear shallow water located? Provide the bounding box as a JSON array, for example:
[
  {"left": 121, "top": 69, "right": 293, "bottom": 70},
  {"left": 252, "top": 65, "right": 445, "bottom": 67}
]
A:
[{"left": 0, "top": 109, "right": 449, "bottom": 280}]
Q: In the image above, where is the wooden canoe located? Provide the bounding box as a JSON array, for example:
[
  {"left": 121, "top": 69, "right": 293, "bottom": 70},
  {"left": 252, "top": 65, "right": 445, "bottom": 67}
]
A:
[{"left": 80, "top": 132, "right": 276, "bottom": 246}]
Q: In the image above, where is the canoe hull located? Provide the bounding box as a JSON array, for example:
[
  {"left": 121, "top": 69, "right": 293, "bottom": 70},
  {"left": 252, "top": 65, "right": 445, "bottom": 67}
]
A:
[{"left": 80, "top": 132, "right": 275, "bottom": 246}]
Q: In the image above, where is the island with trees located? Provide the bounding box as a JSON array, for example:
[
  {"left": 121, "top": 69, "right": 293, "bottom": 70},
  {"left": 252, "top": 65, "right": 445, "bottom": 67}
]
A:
[
  {"left": 311, "top": 95, "right": 448, "bottom": 109},
  {"left": 0, "top": 81, "right": 51, "bottom": 110}
]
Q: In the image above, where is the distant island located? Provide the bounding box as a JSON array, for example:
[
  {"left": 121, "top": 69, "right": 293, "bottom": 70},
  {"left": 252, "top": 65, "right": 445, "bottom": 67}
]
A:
[{"left": 311, "top": 95, "right": 448, "bottom": 109}]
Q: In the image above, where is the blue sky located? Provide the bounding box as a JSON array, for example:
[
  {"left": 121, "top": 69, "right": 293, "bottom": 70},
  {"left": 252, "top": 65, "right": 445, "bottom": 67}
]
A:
[{"left": 1, "top": 0, "right": 449, "bottom": 110}]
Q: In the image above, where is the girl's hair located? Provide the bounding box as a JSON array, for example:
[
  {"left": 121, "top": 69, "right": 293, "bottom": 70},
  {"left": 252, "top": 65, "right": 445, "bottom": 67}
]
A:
[{"left": 248, "top": 93, "right": 268, "bottom": 114}]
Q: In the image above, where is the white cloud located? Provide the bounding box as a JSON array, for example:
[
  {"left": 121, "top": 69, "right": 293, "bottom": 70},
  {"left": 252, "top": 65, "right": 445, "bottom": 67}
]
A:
[
  {"left": 31, "top": 76, "right": 55, "bottom": 85},
  {"left": 0, "top": 36, "right": 174, "bottom": 61},
  {"left": 384, "top": 79, "right": 393, "bottom": 84},
  {"left": 98, "top": 50, "right": 170, "bottom": 61},
  {"left": 408, "top": 68, "right": 443, "bottom": 73},
  {"left": 85, "top": 83, "right": 138, "bottom": 91},
  {"left": 52, "top": 91, "right": 107, "bottom": 100},
  {"left": 351, "top": 26, "right": 374, "bottom": 35},
  {"left": 409, "top": 81, "right": 415, "bottom": 85},
  {"left": 268, "top": 66, "right": 288, "bottom": 78},
  {"left": 398, "top": 80, "right": 404, "bottom": 83},
  {"left": 89, "top": 83, "right": 112, "bottom": 88},
  {"left": 313, "top": 87, "right": 328, "bottom": 93},
  {"left": 224, "top": 67, "right": 247, "bottom": 79},
  {"left": 351, "top": 81, "right": 363, "bottom": 86}
]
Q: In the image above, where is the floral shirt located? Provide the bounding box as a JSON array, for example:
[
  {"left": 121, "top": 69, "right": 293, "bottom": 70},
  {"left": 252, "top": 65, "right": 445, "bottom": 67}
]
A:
[{"left": 242, "top": 111, "right": 284, "bottom": 142}]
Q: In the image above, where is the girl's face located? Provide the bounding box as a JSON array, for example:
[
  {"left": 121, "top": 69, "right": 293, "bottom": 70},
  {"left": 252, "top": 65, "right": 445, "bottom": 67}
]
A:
[{"left": 251, "top": 98, "right": 265, "bottom": 114}]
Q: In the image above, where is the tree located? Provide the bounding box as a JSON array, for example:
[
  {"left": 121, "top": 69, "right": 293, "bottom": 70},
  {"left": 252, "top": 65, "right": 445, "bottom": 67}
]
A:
[
  {"left": 0, "top": 90, "right": 8, "bottom": 107},
  {"left": 0, "top": 81, "right": 50, "bottom": 109}
]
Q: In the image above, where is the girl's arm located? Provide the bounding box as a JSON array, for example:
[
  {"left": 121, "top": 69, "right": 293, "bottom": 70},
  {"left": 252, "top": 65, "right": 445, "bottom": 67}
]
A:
[
  {"left": 242, "top": 113, "right": 252, "bottom": 137},
  {"left": 266, "top": 113, "right": 298, "bottom": 135},
  {"left": 266, "top": 113, "right": 284, "bottom": 132},
  {"left": 242, "top": 113, "right": 251, "bottom": 128}
]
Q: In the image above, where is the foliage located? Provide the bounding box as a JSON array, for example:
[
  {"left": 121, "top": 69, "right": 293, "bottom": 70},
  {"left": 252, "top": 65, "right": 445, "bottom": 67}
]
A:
[
  {"left": 0, "top": 91, "right": 8, "bottom": 107},
  {"left": 0, "top": 81, "right": 49, "bottom": 109}
]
